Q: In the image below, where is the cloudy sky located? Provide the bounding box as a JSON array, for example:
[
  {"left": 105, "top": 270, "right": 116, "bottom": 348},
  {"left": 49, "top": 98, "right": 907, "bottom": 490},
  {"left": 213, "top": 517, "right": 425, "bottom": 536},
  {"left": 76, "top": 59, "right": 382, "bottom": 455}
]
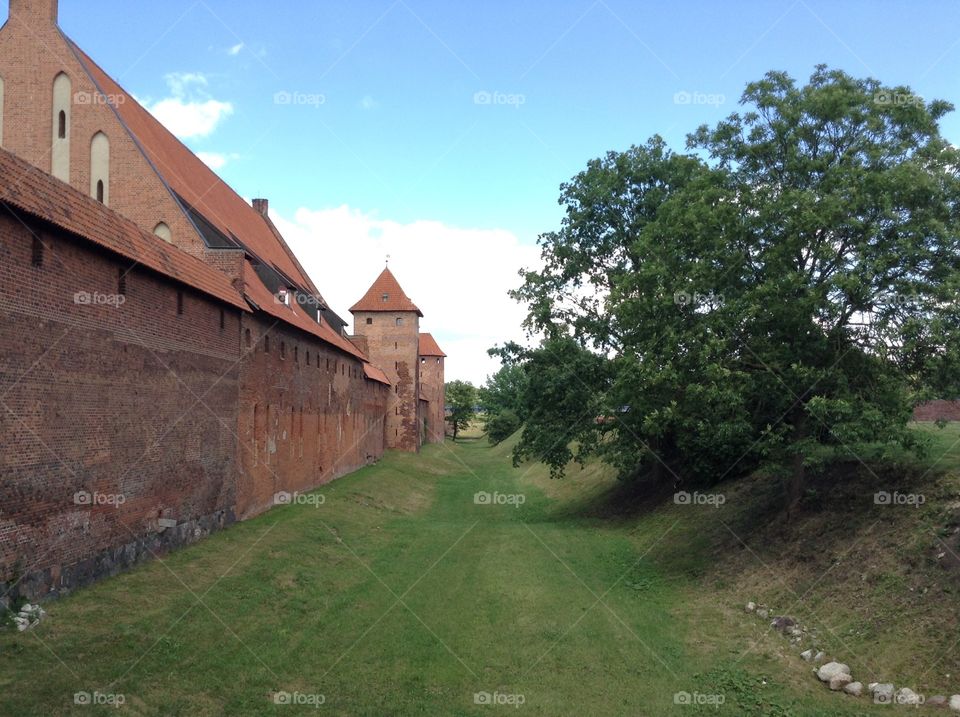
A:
[{"left": 40, "top": 0, "right": 960, "bottom": 382}]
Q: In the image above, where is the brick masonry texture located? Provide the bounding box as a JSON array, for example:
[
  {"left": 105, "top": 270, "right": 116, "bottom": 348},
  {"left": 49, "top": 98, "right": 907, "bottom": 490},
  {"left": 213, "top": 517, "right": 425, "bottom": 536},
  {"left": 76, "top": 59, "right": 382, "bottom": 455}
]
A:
[
  {"left": 0, "top": 0, "right": 442, "bottom": 600},
  {"left": 0, "top": 210, "right": 241, "bottom": 599}
]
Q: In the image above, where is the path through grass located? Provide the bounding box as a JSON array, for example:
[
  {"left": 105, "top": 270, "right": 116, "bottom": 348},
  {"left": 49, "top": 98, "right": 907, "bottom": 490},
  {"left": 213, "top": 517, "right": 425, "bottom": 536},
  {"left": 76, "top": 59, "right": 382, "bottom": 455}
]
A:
[{"left": 0, "top": 434, "right": 914, "bottom": 715}]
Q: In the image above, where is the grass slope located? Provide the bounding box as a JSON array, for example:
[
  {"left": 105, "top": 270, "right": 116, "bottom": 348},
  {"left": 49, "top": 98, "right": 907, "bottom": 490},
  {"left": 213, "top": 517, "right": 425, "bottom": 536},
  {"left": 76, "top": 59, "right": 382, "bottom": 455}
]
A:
[{"left": 2, "top": 425, "right": 959, "bottom": 715}]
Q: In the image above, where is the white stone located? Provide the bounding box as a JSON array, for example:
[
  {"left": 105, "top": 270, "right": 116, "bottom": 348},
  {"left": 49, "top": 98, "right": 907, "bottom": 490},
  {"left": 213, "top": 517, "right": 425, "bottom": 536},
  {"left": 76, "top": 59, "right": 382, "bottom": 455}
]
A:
[
  {"left": 800, "top": 649, "right": 814, "bottom": 661},
  {"left": 843, "top": 681, "right": 863, "bottom": 697},
  {"left": 757, "top": 608, "right": 769, "bottom": 619},
  {"left": 814, "top": 651, "right": 826, "bottom": 663},
  {"left": 745, "top": 601, "right": 756, "bottom": 612},
  {"left": 871, "top": 683, "right": 895, "bottom": 704},
  {"left": 829, "top": 673, "right": 853, "bottom": 691},
  {"left": 949, "top": 694, "right": 960, "bottom": 711},
  {"left": 817, "top": 662, "right": 851, "bottom": 682},
  {"left": 895, "top": 687, "right": 921, "bottom": 705}
]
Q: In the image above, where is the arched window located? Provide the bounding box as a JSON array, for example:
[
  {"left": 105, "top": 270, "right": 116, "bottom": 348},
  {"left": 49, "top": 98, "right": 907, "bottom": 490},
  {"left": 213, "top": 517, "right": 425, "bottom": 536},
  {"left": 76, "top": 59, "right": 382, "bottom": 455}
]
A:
[
  {"left": 51, "top": 73, "right": 71, "bottom": 181},
  {"left": 153, "top": 222, "right": 172, "bottom": 243},
  {"left": 90, "top": 132, "right": 109, "bottom": 204}
]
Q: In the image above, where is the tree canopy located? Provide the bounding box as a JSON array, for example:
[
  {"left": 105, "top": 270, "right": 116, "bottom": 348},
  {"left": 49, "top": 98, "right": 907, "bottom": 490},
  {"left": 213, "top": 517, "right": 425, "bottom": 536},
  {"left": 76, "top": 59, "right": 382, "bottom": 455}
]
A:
[
  {"left": 508, "top": 66, "right": 960, "bottom": 513},
  {"left": 445, "top": 380, "right": 477, "bottom": 441}
]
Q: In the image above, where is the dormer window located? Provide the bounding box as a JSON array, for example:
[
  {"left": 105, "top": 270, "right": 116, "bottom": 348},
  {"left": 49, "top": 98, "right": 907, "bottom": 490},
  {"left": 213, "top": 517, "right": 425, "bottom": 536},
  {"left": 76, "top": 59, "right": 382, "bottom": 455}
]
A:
[{"left": 381, "top": 293, "right": 389, "bottom": 302}]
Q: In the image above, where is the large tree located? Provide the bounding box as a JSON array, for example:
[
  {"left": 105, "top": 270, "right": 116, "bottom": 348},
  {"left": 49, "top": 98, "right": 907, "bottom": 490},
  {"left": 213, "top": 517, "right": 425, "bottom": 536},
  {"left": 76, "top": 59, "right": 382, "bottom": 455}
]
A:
[
  {"left": 512, "top": 66, "right": 960, "bottom": 514},
  {"left": 445, "top": 380, "right": 478, "bottom": 441}
]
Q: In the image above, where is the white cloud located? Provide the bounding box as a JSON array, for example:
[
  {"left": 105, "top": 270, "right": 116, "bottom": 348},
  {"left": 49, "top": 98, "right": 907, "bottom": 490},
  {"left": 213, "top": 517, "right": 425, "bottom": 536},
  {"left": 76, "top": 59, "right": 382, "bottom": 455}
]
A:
[
  {"left": 145, "top": 72, "right": 234, "bottom": 140},
  {"left": 359, "top": 95, "right": 379, "bottom": 111},
  {"left": 228, "top": 42, "right": 245, "bottom": 56},
  {"left": 196, "top": 152, "right": 240, "bottom": 170},
  {"left": 272, "top": 206, "right": 542, "bottom": 385}
]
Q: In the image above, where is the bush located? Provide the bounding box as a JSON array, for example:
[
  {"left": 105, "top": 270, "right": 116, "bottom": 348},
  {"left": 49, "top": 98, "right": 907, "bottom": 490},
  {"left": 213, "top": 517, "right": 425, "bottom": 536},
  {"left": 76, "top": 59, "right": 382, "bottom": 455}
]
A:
[{"left": 486, "top": 409, "right": 521, "bottom": 445}]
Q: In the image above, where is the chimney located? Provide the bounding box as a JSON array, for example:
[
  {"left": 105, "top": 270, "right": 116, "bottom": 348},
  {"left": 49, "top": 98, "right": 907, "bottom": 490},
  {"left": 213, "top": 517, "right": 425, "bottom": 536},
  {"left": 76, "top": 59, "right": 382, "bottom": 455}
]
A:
[
  {"left": 8, "top": 0, "right": 58, "bottom": 26},
  {"left": 252, "top": 198, "right": 269, "bottom": 217}
]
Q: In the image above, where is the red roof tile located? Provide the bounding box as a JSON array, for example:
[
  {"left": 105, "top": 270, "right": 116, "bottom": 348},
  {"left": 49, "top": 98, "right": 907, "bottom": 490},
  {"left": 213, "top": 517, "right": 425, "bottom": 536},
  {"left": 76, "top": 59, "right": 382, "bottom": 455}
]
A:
[
  {"left": 418, "top": 333, "right": 446, "bottom": 357},
  {"left": 242, "top": 260, "right": 366, "bottom": 360},
  {"left": 0, "top": 147, "right": 247, "bottom": 311},
  {"left": 363, "top": 363, "right": 391, "bottom": 385},
  {"left": 66, "top": 39, "right": 320, "bottom": 296},
  {"left": 350, "top": 267, "right": 422, "bottom": 316}
]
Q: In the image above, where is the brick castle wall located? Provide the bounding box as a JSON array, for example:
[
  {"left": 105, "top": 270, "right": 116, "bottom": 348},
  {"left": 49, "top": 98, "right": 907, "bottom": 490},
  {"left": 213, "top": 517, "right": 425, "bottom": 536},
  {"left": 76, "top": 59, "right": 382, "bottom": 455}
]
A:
[
  {"left": 352, "top": 311, "right": 421, "bottom": 451},
  {"left": 419, "top": 355, "right": 445, "bottom": 444},
  {"left": 913, "top": 400, "right": 960, "bottom": 422},
  {"left": 237, "top": 315, "right": 386, "bottom": 518},
  {"left": 0, "top": 211, "right": 240, "bottom": 599},
  {"left": 0, "top": 13, "right": 208, "bottom": 257}
]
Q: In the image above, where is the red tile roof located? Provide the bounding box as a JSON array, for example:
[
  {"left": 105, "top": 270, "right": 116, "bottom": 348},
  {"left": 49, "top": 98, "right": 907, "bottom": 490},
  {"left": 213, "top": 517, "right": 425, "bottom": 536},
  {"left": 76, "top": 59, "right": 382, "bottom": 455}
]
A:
[
  {"left": 66, "top": 39, "right": 321, "bottom": 296},
  {"left": 350, "top": 267, "right": 422, "bottom": 316},
  {"left": 242, "top": 260, "right": 366, "bottom": 360},
  {"left": 0, "top": 147, "right": 248, "bottom": 311},
  {"left": 418, "top": 333, "right": 446, "bottom": 357},
  {"left": 363, "top": 363, "right": 391, "bottom": 385}
]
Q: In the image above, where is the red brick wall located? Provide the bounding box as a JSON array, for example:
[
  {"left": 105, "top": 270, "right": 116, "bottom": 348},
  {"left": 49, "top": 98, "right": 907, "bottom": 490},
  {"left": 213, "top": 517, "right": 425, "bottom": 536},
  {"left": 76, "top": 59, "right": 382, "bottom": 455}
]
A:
[
  {"left": 913, "top": 400, "right": 960, "bottom": 422},
  {"left": 237, "top": 315, "right": 387, "bottom": 518},
  {"left": 0, "top": 16, "right": 205, "bottom": 257},
  {"left": 352, "top": 311, "right": 421, "bottom": 451},
  {"left": 419, "top": 355, "right": 445, "bottom": 444},
  {"left": 0, "top": 211, "right": 241, "bottom": 599}
]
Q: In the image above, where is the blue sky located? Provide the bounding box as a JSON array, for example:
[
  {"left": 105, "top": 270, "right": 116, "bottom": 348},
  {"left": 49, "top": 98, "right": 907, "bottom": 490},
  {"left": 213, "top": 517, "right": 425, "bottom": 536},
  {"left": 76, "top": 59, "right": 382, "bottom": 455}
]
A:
[{"left": 36, "top": 0, "right": 960, "bottom": 382}]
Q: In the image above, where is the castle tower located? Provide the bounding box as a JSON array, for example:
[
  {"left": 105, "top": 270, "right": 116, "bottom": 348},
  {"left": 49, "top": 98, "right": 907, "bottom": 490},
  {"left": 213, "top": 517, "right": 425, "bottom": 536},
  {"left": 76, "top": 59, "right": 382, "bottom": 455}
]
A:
[{"left": 351, "top": 268, "right": 423, "bottom": 452}]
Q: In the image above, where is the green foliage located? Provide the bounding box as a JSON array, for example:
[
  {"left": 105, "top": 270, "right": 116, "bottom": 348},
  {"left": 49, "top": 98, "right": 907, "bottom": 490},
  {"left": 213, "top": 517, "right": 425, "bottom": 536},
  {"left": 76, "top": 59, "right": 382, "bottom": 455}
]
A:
[
  {"left": 445, "top": 379, "right": 477, "bottom": 440},
  {"left": 484, "top": 409, "right": 521, "bottom": 445},
  {"left": 479, "top": 363, "right": 529, "bottom": 421},
  {"left": 510, "top": 66, "right": 960, "bottom": 498},
  {"left": 478, "top": 362, "right": 530, "bottom": 444}
]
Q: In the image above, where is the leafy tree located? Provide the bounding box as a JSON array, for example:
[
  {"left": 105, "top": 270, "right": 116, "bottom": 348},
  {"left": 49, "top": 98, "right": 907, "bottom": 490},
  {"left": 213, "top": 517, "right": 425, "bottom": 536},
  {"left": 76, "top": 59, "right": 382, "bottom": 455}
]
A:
[
  {"left": 484, "top": 410, "right": 521, "bottom": 445},
  {"left": 479, "top": 363, "right": 529, "bottom": 421},
  {"left": 478, "top": 363, "right": 530, "bottom": 444},
  {"left": 512, "top": 66, "right": 960, "bottom": 515},
  {"left": 445, "top": 380, "right": 477, "bottom": 441}
]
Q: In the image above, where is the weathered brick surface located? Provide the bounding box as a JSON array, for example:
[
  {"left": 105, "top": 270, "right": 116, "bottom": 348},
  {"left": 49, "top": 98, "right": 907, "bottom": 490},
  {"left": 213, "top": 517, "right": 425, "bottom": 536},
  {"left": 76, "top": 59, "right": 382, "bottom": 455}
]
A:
[
  {"left": 419, "top": 355, "right": 445, "bottom": 444},
  {"left": 0, "top": 0, "right": 396, "bottom": 600},
  {"left": 237, "top": 315, "right": 387, "bottom": 518},
  {"left": 352, "top": 311, "right": 421, "bottom": 451},
  {"left": 0, "top": 211, "right": 240, "bottom": 599},
  {"left": 0, "top": 11, "right": 204, "bottom": 257},
  {"left": 913, "top": 400, "right": 960, "bottom": 422}
]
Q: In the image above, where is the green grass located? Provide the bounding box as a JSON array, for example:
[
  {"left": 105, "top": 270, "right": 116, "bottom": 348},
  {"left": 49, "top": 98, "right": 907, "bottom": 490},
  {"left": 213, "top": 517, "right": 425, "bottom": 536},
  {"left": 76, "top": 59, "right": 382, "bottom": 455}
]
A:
[{"left": 2, "top": 427, "right": 959, "bottom": 715}]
